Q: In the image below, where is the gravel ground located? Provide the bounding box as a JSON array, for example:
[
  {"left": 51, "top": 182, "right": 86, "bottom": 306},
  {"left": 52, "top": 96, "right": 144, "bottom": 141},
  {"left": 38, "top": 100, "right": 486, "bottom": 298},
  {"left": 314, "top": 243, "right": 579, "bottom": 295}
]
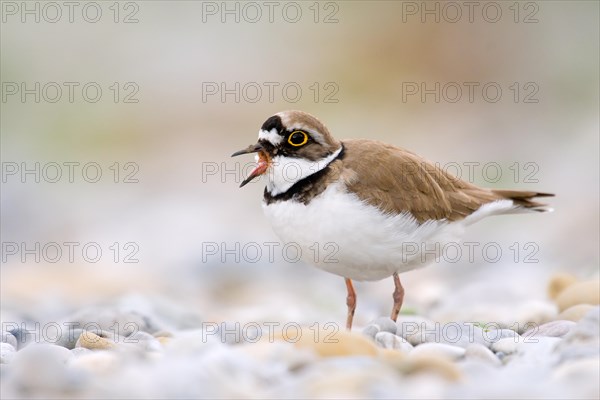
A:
[{"left": 1, "top": 274, "right": 598, "bottom": 399}]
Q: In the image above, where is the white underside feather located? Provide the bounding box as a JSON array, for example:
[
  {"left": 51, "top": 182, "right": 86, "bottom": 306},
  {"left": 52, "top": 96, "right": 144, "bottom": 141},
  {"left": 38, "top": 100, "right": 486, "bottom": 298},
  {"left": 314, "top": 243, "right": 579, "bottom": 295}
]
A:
[{"left": 263, "top": 183, "right": 523, "bottom": 281}]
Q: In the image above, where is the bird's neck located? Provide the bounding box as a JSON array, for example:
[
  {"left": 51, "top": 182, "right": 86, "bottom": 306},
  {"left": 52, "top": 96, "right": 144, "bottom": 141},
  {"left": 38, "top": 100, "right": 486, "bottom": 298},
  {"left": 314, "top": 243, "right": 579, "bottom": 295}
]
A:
[{"left": 264, "top": 144, "right": 345, "bottom": 203}]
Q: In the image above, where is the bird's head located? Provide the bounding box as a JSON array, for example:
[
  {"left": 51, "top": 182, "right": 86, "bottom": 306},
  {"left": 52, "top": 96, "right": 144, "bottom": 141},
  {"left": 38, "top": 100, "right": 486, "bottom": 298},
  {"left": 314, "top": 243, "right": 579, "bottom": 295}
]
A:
[{"left": 232, "top": 111, "right": 342, "bottom": 195}]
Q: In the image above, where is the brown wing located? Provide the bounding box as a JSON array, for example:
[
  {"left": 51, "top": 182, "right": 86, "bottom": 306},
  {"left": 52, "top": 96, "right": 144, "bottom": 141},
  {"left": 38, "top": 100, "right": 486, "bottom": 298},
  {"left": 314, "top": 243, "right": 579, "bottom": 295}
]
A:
[{"left": 336, "top": 139, "right": 553, "bottom": 223}]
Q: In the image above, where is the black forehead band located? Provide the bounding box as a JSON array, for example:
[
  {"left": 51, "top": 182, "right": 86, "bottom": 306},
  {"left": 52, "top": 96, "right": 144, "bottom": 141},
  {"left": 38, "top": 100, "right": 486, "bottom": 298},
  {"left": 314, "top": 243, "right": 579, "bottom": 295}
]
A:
[{"left": 260, "top": 115, "right": 285, "bottom": 135}]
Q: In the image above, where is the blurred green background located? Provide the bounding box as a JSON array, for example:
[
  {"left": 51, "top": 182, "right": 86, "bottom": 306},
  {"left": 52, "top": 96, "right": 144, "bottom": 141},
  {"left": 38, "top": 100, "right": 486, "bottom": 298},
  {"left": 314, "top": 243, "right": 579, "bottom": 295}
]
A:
[{"left": 1, "top": 1, "right": 598, "bottom": 327}]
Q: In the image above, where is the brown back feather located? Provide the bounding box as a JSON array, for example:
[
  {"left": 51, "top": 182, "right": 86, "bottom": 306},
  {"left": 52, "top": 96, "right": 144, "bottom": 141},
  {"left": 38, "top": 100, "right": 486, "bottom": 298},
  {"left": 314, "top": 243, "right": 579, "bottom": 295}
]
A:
[{"left": 334, "top": 139, "right": 553, "bottom": 223}]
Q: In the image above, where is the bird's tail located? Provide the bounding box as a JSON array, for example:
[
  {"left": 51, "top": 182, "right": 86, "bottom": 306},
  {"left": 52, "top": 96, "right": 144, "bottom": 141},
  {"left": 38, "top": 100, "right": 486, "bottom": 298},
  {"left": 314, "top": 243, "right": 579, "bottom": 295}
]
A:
[{"left": 491, "top": 190, "right": 555, "bottom": 213}]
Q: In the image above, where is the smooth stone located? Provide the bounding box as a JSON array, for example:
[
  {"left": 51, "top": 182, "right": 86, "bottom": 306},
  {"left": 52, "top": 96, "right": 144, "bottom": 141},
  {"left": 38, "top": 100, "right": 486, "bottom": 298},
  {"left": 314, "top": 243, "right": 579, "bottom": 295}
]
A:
[
  {"left": 8, "top": 344, "right": 78, "bottom": 391},
  {"left": 368, "top": 317, "right": 398, "bottom": 334},
  {"left": 166, "top": 329, "right": 224, "bottom": 355},
  {"left": 493, "top": 336, "right": 562, "bottom": 361},
  {"left": 55, "top": 328, "right": 117, "bottom": 349},
  {"left": 377, "top": 348, "right": 407, "bottom": 368},
  {"left": 375, "top": 332, "right": 413, "bottom": 352},
  {"left": 76, "top": 332, "right": 116, "bottom": 350},
  {"left": 555, "top": 306, "right": 600, "bottom": 362},
  {"left": 524, "top": 320, "right": 576, "bottom": 338},
  {"left": 464, "top": 343, "right": 501, "bottom": 366},
  {"left": 400, "top": 318, "right": 501, "bottom": 348},
  {"left": 396, "top": 316, "right": 436, "bottom": 346},
  {"left": 547, "top": 273, "right": 578, "bottom": 300},
  {"left": 156, "top": 336, "right": 171, "bottom": 346},
  {"left": 552, "top": 359, "right": 600, "bottom": 400},
  {"left": 97, "top": 330, "right": 127, "bottom": 343},
  {"left": 15, "top": 343, "right": 73, "bottom": 363},
  {"left": 430, "top": 296, "right": 557, "bottom": 331},
  {"left": 152, "top": 330, "right": 173, "bottom": 338},
  {"left": 562, "top": 306, "right": 599, "bottom": 343},
  {"left": 404, "top": 354, "right": 462, "bottom": 381},
  {"left": 1, "top": 331, "right": 17, "bottom": 348},
  {"left": 491, "top": 337, "right": 523, "bottom": 355},
  {"left": 558, "top": 304, "right": 597, "bottom": 322},
  {"left": 513, "top": 300, "right": 559, "bottom": 332},
  {"left": 70, "top": 350, "right": 120, "bottom": 374},
  {"left": 479, "top": 328, "right": 521, "bottom": 345},
  {"left": 283, "top": 328, "right": 379, "bottom": 358},
  {"left": 0, "top": 342, "right": 16, "bottom": 364},
  {"left": 557, "top": 343, "right": 600, "bottom": 362},
  {"left": 70, "top": 347, "right": 91, "bottom": 357},
  {"left": 447, "top": 325, "right": 488, "bottom": 348},
  {"left": 420, "top": 323, "right": 488, "bottom": 349},
  {"left": 410, "top": 343, "right": 465, "bottom": 361},
  {"left": 236, "top": 339, "right": 316, "bottom": 371},
  {"left": 517, "top": 337, "right": 563, "bottom": 362},
  {"left": 552, "top": 358, "right": 600, "bottom": 382},
  {"left": 556, "top": 280, "right": 600, "bottom": 311},
  {"left": 56, "top": 328, "right": 98, "bottom": 350},
  {"left": 66, "top": 308, "right": 160, "bottom": 336},
  {"left": 455, "top": 359, "right": 499, "bottom": 384},
  {"left": 125, "top": 331, "right": 162, "bottom": 352},
  {"left": 301, "top": 359, "right": 405, "bottom": 397},
  {"left": 7, "top": 327, "right": 33, "bottom": 350},
  {"left": 55, "top": 327, "right": 119, "bottom": 348},
  {"left": 362, "top": 324, "right": 380, "bottom": 340}
]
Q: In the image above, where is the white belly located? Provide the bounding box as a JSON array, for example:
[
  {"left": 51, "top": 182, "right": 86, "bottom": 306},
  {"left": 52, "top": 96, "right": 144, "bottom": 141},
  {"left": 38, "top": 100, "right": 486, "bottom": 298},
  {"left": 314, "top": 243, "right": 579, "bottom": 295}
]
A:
[{"left": 262, "top": 183, "right": 466, "bottom": 281}]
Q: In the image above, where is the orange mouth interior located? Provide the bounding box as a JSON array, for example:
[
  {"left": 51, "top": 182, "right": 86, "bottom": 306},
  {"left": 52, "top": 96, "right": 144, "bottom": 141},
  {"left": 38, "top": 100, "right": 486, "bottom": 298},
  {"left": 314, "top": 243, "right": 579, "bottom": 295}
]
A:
[
  {"left": 239, "top": 150, "right": 270, "bottom": 187},
  {"left": 252, "top": 151, "right": 270, "bottom": 177}
]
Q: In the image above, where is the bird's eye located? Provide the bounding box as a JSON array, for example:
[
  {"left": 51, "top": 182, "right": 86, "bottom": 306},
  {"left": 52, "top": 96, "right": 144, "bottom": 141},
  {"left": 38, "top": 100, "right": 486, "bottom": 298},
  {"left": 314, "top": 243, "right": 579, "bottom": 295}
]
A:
[{"left": 288, "top": 131, "right": 308, "bottom": 147}]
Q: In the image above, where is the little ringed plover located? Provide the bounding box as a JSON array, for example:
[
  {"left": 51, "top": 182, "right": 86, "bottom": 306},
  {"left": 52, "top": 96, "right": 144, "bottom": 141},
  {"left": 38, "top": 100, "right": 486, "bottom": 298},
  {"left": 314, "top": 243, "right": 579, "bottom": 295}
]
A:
[{"left": 232, "top": 110, "right": 554, "bottom": 330}]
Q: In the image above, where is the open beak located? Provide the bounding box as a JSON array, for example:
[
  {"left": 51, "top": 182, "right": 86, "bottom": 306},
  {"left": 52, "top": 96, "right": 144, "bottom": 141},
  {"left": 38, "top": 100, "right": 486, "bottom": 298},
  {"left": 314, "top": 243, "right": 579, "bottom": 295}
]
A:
[{"left": 231, "top": 143, "right": 270, "bottom": 188}]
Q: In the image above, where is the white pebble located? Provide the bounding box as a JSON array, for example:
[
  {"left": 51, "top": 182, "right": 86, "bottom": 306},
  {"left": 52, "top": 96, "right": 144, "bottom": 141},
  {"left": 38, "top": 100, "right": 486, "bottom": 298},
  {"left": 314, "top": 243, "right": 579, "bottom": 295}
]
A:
[
  {"left": 375, "top": 332, "right": 413, "bottom": 352},
  {"left": 464, "top": 343, "right": 501, "bottom": 366},
  {"left": 1, "top": 342, "right": 16, "bottom": 364},
  {"left": 411, "top": 343, "right": 466, "bottom": 361}
]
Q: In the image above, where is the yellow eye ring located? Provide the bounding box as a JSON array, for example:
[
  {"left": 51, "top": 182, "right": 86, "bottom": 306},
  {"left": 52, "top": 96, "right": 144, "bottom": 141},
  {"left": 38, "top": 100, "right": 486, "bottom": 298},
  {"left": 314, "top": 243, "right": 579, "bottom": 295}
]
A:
[{"left": 288, "top": 131, "right": 308, "bottom": 147}]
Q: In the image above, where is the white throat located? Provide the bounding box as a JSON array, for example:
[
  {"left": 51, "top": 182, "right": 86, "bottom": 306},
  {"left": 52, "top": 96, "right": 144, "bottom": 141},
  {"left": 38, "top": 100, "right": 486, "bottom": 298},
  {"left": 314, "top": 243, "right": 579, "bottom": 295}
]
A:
[{"left": 264, "top": 147, "right": 342, "bottom": 196}]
